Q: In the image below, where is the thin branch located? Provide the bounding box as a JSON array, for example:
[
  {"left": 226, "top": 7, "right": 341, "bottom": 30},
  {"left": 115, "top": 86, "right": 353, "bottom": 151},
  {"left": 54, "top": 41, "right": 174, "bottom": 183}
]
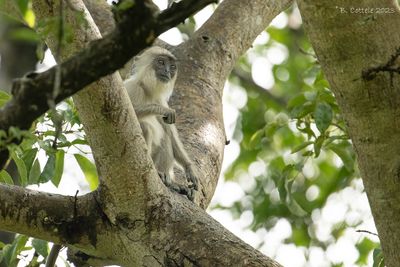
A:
[
  {"left": 45, "top": 244, "right": 62, "bottom": 267},
  {"left": 356, "top": 229, "right": 379, "bottom": 237}
]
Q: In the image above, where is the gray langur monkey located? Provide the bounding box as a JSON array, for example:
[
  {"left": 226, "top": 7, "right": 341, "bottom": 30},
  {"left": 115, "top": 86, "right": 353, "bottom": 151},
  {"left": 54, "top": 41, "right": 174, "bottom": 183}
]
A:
[{"left": 124, "top": 46, "right": 198, "bottom": 198}]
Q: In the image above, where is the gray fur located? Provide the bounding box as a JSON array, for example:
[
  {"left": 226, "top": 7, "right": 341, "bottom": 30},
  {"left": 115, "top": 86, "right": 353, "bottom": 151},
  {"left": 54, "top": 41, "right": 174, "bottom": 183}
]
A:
[{"left": 124, "top": 46, "right": 198, "bottom": 192}]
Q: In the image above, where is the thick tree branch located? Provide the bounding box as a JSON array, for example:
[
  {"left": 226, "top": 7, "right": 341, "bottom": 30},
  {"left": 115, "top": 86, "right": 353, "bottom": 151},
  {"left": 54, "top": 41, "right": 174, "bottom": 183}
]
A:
[
  {"left": 147, "top": 193, "right": 283, "bottom": 267},
  {"left": 0, "top": 184, "right": 103, "bottom": 246}
]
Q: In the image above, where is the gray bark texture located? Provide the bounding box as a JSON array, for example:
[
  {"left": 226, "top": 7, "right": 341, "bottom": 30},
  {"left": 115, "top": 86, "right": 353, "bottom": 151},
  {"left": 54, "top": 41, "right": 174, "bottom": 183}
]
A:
[
  {"left": 297, "top": 1, "right": 400, "bottom": 266},
  {"left": 0, "top": 0, "right": 292, "bottom": 266}
]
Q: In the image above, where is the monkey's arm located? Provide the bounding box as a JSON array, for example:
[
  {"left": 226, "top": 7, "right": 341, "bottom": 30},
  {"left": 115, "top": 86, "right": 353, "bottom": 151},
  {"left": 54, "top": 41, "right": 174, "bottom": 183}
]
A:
[
  {"left": 168, "top": 125, "right": 198, "bottom": 190},
  {"left": 135, "top": 104, "right": 176, "bottom": 124}
]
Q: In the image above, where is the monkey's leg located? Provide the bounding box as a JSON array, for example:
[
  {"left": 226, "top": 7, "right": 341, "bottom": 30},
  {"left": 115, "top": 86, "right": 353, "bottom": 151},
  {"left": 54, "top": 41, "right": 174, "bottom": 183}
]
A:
[{"left": 158, "top": 172, "right": 195, "bottom": 201}]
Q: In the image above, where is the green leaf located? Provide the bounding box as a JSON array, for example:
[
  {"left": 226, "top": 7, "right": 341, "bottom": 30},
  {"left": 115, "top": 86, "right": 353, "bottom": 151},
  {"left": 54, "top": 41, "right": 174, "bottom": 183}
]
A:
[
  {"left": 291, "top": 102, "right": 314, "bottom": 119},
  {"left": 287, "top": 93, "right": 307, "bottom": 109},
  {"left": 71, "top": 139, "right": 88, "bottom": 145},
  {"left": 9, "top": 28, "right": 40, "bottom": 43},
  {"left": 36, "top": 41, "right": 46, "bottom": 63},
  {"left": 302, "top": 150, "right": 313, "bottom": 157},
  {"left": 3, "top": 235, "right": 29, "bottom": 267},
  {"left": 329, "top": 145, "right": 355, "bottom": 172},
  {"left": 0, "top": 170, "right": 14, "bottom": 185},
  {"left": 39, "top": 153, "right": 56, "bottom": 183},
  {"left": 248, "top": 129, "right": 264, "bottom": 149},
  {"left": 51, "top": 150, "right": 65, "bottom": 187},
  {"left": 23, "top": 8, "right": 35, "bottom": 28},
  {"left": 314, "top": 102, "right": 333, "bottom": 133},
  {"left": 37, "top": 139, "right": 53, "bottom": 153},
  {"left": 314, "top": 70, "right": 330, "bottom": 88},
  {"left": 19, "top": 133, "right": 37, "bottom": 150},
  {"left": 1, "top": 244, "right": 14, "bottom": 267},
  {"left": 0, "top": 91, "right": 11, "bottom": 108},
  {"left": 264, "top": 123, "right": 278, "bottom": 137},
  {"left": 356, "top": 238, "right": 378, "bottom": 265},
  {"left": 373, "top": 248, "right": 385, "bottom": 267},
  {"left": 116, "top": 0, "right": 134, "bottom": 11},
  {"left": 287, "top": 197, "right": 308, "bottom": 216},
  {"left": 28, "top": 159, "right": 41, "bottom": 184},
  {"left": 296, "top": 120, "right": 316, "bottom": 138},
  {"left": 13, "top": 0, "right": 29, "bottom": 15},
  {"left": 11, "top": 152, "right": 27, "bottom": 186},
  {"left": 318, "top": 88, "right": 337, "bottom": 107},
  {"left": 74, "top": 154, "right": 99, "bottom": 190},
  {"left": 291, "top": 141, "right": 313, "bottom": 154},
  {"left": 313, "top": 135, "right": 325, "bottom": 157},
  {"left": 31, "top": 239, "right": 48, "bottom": 258},
  {"left": 22, "top": 148, "right": 38, "bottom": 176},
  {"left": 14, "top": 235, "right": 29, "bottom": 254}
]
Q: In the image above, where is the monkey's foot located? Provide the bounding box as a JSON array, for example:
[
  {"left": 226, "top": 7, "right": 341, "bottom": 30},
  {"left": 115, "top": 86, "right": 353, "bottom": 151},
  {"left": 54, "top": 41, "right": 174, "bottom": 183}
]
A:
[{"left": 158, "top": 172, "right": 195, "bottom": 201}]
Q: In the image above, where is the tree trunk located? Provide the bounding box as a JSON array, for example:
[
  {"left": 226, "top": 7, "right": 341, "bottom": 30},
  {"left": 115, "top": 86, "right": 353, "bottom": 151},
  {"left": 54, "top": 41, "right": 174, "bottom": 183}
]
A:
[{"left": 298, "top": 1, "right": 400, "bottom": 266}]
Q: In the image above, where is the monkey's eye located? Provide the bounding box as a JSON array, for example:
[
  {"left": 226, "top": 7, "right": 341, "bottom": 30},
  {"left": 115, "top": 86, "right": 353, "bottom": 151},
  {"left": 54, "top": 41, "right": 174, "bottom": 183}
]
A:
[
  {"left": 158, "top": 59, "right": 165, "bottom": 65},
  {"left": 170, "top": 64, "right": 176, "bottom": 70}
]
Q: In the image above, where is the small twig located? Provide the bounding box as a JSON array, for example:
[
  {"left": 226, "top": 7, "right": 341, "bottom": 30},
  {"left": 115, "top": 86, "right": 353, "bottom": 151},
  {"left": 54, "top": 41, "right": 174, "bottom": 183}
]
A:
[
  {"left": 298, "top": 46, "right": 317, "bottom": 59},
  {"left": 74, "top": 190, "right": 79, "bottom": 219},
  {"left": 356, "top": 229, "right": 379, "bottom": 237}
]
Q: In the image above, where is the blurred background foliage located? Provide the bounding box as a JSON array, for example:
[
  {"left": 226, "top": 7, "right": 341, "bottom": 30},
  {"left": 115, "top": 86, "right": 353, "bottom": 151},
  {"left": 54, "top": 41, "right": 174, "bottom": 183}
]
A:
[{"left": 0, "top": 1, "right": 382, "bottom": 266}]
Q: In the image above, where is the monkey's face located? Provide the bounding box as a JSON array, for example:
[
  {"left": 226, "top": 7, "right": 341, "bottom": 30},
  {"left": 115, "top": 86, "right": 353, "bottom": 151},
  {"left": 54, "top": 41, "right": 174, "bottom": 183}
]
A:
[{"left": 152, "top": 54, "right": 177, "bottom": 83}]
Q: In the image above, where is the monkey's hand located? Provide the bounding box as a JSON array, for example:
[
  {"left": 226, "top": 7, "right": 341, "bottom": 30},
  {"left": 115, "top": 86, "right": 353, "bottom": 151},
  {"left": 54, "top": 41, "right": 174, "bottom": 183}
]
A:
[
  {"left": 185, "top": 166, "right": 198, "bottom": 191},
  {"left": 162, "top": 108, "right": 176, "bottom": 124}
]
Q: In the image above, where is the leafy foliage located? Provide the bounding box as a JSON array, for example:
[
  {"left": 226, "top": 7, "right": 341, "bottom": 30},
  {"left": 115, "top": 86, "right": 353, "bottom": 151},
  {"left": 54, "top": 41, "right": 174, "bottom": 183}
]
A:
[{"left": 0, "top": 235, "right": 29, "bottom": 267}]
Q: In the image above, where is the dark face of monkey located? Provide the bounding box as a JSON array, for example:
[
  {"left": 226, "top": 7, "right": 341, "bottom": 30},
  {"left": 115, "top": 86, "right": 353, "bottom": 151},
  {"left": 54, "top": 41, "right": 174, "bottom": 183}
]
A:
[{"left": 152, "top": 54, "right": 177, "bottom": 83}]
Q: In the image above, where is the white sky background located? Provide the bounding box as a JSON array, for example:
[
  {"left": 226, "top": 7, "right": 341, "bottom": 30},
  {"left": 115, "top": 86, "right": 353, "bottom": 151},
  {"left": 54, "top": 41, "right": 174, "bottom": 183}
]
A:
[{"left": 21, "top": 1, "right": 378, "bottom": 266}]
